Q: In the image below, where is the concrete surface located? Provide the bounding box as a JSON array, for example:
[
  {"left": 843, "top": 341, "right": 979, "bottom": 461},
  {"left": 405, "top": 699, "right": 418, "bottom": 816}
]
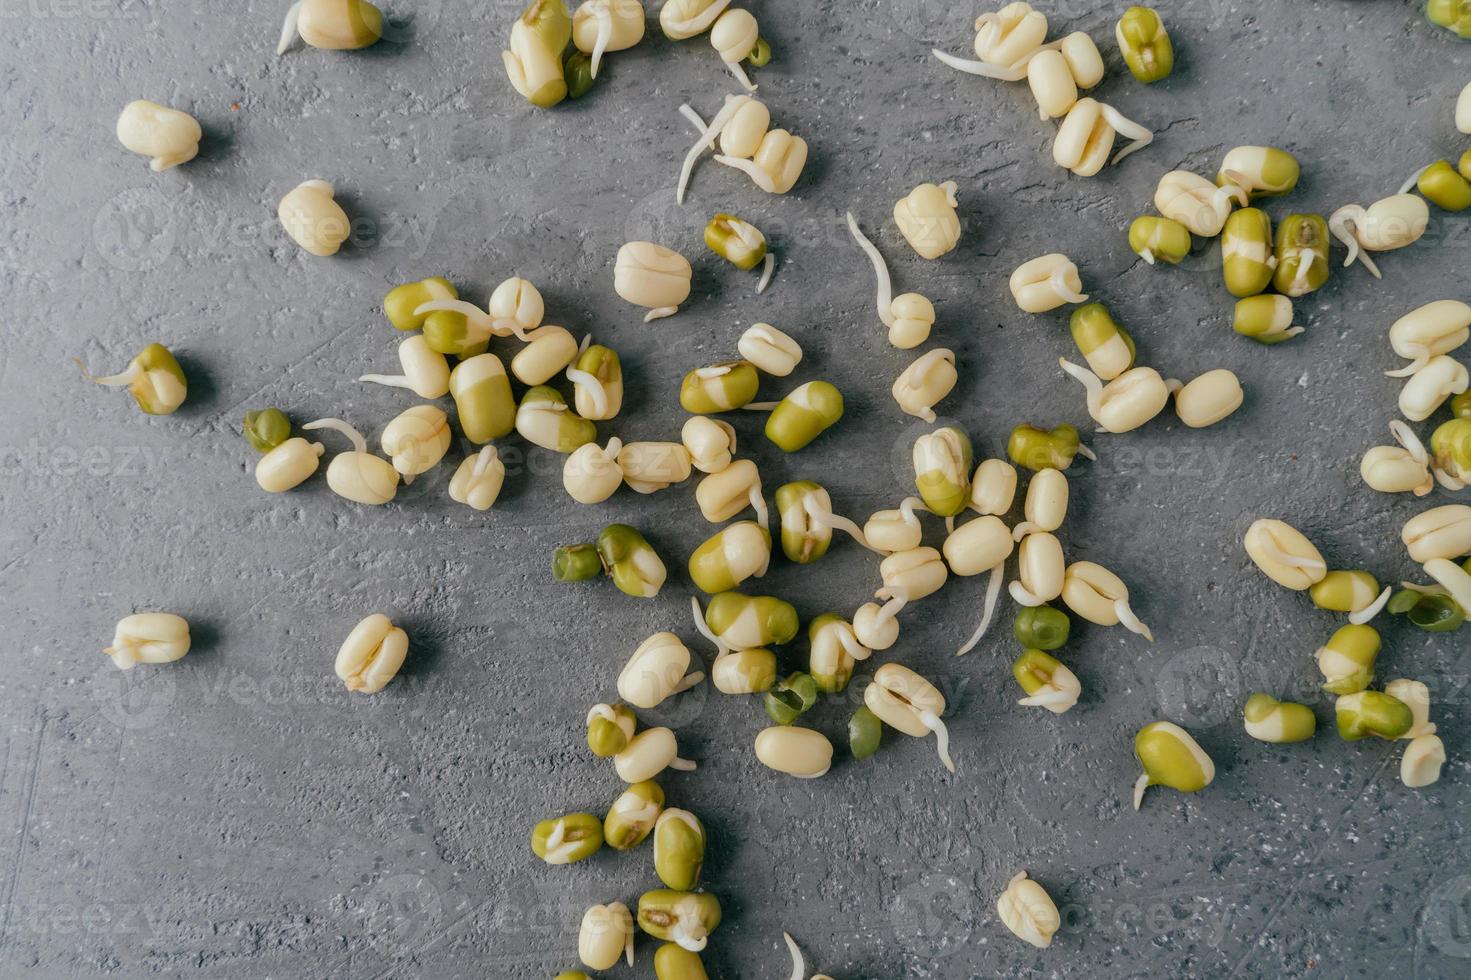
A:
[{"left": 2, "top": 0, "right": 1470, "bottom": 977}]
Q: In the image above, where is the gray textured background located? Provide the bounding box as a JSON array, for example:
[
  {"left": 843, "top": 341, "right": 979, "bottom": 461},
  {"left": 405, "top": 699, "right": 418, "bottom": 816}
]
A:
[{"left": 2, "top": 0, "right": 1470, "bottom": 977}]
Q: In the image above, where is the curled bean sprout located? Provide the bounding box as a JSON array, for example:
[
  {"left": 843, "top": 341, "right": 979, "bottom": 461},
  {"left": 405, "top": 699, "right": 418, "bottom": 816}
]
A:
[
  {"left": 956, "top": 561, "right": 1006, "bottom": 656},
  {"left": 750, "top": 485, "right": 770, "bottom": 530},
  {"left": 1019, "top": 688, "right": 1074, "bottom": 708},
  {"left": 1385, "top": 343, "right": 1434, "bottom": 379},
  {"left": 1008, "top": 580, "right": 1047, "bottom": 606},
  {"left": 1329, "top": 205, "right": 1381, "bottom": 278},
  {"left": 302, "top": 417, "right": 367, "bottom": 455},
  {"left": 1348, "top": 586, "right": 1394, "bottom": 626},
  {"left": 1101, "top": 104, "right": 1153, "bottom": 165},
  {"left": 645, "top": 305, "right": 678, "bottom": 323},
  {"left": 1132, "top": 773, "right": 1151, "bottom": 810},
  {"left": 845, "top": 211, "right": 895, "bottom": 327},
  {"left": 670, "top": 918, "right": 706, "bottom": 952},
  {"left": 1049, "top": 267, "right": 1089, "bottom": 304},
  {"left": 567, "top": 367, "right": 610, "bottom": 417},
  {"left": 1391, "top": 419, "right": 1430, "bottom": 465}
]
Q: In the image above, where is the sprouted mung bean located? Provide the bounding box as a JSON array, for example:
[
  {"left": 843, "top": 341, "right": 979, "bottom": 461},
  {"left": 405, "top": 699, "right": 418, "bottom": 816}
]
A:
[
  {"left": 615, "top": 241, "right": 693, "bottom": 321},
  {"left": 115, "top": 100, "right": 201, "bottom": 171},
  {"left": 1168, "top": 369, "right": 1244, "bottom": 429},
  {"left": 996, "top": 870, "right": 1061, "bottom": 948},
  {"left": 104, "top": 613, "right": 191, "bottom": 670},
  {"left": 691, "top": 460, "right": 764, "bottom": 528},
  {"left": 1011, "top": 649, "right": 1080, "bottom": 713},
  {"left": 1132, "top": 721, "right": 1214, "bottom": 809},
  {"left": 578, "top": 901, "right": 635, "bottom": 970},
  {"left": 302, "top": 417, "right": 400, "bottom": 505},
  {"left": 705, "top": 213, "right": 774, "bottom": 292},
  {"left": 78, "top": 342, "right": 188, "bottom": 416},
  {"left": 1009, "top": 253, "right": 1088, "bottom": 312},
  {"left": 1128, "top": 215, "right": 1191, "bottom": 265},
  {"left": 277, "top": 179, "right": 351, "bottom": 256},
  {"left": 1241, "top": 693, "right": 1316, "bottom": 743},
  {"left": 892, "top": 349, "right": 958, "bottom": 422},
  {"left": 334, "top": 613, "right": 408, "bottom": 693},
  {"left": 738, "top": 323, "right": 802, "bottom": 376},
  {"left": 1316, "top": 624, "right": 1382, "bottom": 695},
  {"left": 360, "top": 335, "right": 451, "bottom": 398},
  {"left": 1329, "top": 194, "right": 1429, "bottom": 278},
  {"left": 1233, "top": 294, "right": 1302, "bottom": 344},
  {"left": 618, "top": 632, "right": 703, "bottom": 709},
  {"left": 532, "top": 812, "right": 604, "bottom": 864},
  {"left": 503, "top": 0, "right": 572, "bottom": 107},
  {"left": 278, "top": 0, "right": 382, "bottom": 53},
  {"left": 1057, "top": 358, "right": 1170, "bottom": 433},
  {"left": 845, "top": 211, "right": 938, "bottom": 349},
  {"left": 864, "top": 663, "right": 954, "bottom": 772},
  {"left": 893, "top": 181, "right": 962, "bottom": 259},
  {"left": 1361, "top": 421, "right": 1435, "bottom": 496},
  {"left": 1114, "top": 5, "right": 1172, "bottom": 83},
  {"left": 1243, "top": 518, "right": 1327, "bottom": 591}
]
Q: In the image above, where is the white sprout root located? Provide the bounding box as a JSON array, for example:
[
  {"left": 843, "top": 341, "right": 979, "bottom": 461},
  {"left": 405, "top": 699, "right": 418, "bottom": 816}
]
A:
[
  {"left": 1019, "top": 688, "right": 1074, "bottom": 708},
  {"left": 590, "top": 3, "right": 613, "bottom": 78},
  {"left": 644, "top": 305, "right": 678, "bottom": 322},
  {"left": 804, "top": 496, "right": 881, "bottom": 553},
  {"left": 665, "top": 0, "right": 732, "bottom": 39},
  {"left": 1058, "top": 357, "right": 1105, "bottom": 422},
  {"left": 945, "top": 514, "right": 956, "bottom": 534},
  {"left": 1399, "top": 165, "right": 1430, "bottom": 196},
  {"left": 1132, "top": 773, "right": 1151, "bottom": 811},
  {"left": 1139, "top": 248, "right": 1156, "bottom": 265},
  {"left": 741, "top": 401, "right": 780, "bottom": 411},
  {"left": 690, "top": 595, "right": 730, "bottom": 655},
  {"left": 1258, "top": 537, "right": 1328, "bottom": 574},
  {"left": 276, "top": 0, "right": 303, "bottom": 54},
  {"left": 413, "top": 298, "right": 501, "bottom": 338},
  {"left": 1329, "top": 205, "right": 1382, "bottom": 278},
  {"left": 302, "top": 417, "right": 367, "bottom": 455},
  {"left": 725, "top": 58, "right": 757, "bottom": 92},
  {"left": 1049, "top": 267, "right": 1089, "bottom": 304},
  {"left": 918, "top": 709, "right": 956, "bottom": 774},
  {"left": 677, "top": 96, "right": 742, "bottom": 204},
  {"left": 624, "top": 922, "right": 635, "bottom": 967},
  {"left": 1115, "top": 599, "right": 1154, "bottom": 641},
  {"left": 670, "top": 918, "right": 707, "bottom": 952},
  {"left": 757, "top": 252, "right": 776, "bottom": 293},
  {"left": 1076, "top": 444, "right": 1098, "bottom": 462},
  {"left": 1289, "top": 249, "right": 1317, "bottom": 295},
  {"left": 929, "top": 46, "right": 1038, "bottom": 80},
  {"left": 1435, "top": 466, "right": 1468, "bottom": 491},
  {"left": 1385, "top": 342, "right": 1432, "bottom": 378},
  {"left": 565, "top": 367, "right": 609, "bottom": 417},
  {"left": 358, "top": 372, "right": 415, "bottom": 390},
  {"left": 750, "top": 485, "right": 770, "bottom": 530},
  {"left": 1008, "top": 581, "right": 1046, "bottom": 607},
  {"left": 956, "top": 561, "right": 1006, "bottom": 656},
  {"left": 713, "top": 153, "right": 778, "bottom": 192},
  {"left": 673, "top": 670, "right": 707, "bottom": 694},
  {"left": 1012, "top": 522, "right": 1039, "bottom": 541},
  {"left": 845, "top": 211, "right": 895, "bottom": 327},
  {"left": 784, "top": 932, "right": 805, "bottom": 980},
  {"left": 870, "top": 590, "right": 908, "bottom": 623},
  {"left": 669, "top": 755, "right": 699, "bottom": 772},
  {"left": 1391, "top": 419, "right": 1430, "bottom": 464},
  {"left": 1101, "top": 104, "right": 1154, "bottom": 165},
  {"left": 1349, "top": 586, "right": 1394, "bottom": 626},
  {"left": 75, "top": 359, "right": 141, "bottom": 387}
]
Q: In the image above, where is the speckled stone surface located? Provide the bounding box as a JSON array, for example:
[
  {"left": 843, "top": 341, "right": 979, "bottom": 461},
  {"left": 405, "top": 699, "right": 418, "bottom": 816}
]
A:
[{"left": 2, "top": 1, "right": 1470, "bottom": 977}]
